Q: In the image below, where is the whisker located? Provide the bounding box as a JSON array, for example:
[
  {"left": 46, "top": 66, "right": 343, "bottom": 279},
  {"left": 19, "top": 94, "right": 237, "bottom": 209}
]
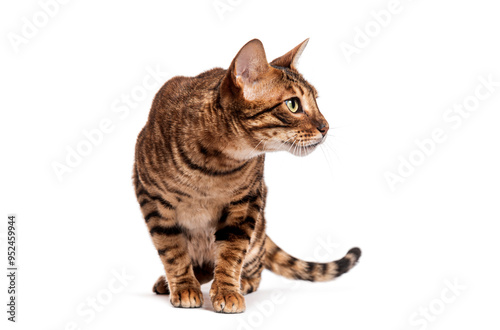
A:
[
  {"left": 245, "top": 139, "right": 265, "bottom": 159},
  {"left": 278, "top": 135, "right": 297, "bottom": 150},
  {"left": 287, "top": 137, "right": 297, "bottom": 153},
  {"left": 319, "top": 144, "right": 335, "bottom": 178},
  {"left": 329, "top": 124, "right": 352, "bottom": 130},
  {"left": 323, "top": 139, "right": 342, "bottom": 164},
  {"left": 325, "top": 133, "right": 347, "bottom": 146}
]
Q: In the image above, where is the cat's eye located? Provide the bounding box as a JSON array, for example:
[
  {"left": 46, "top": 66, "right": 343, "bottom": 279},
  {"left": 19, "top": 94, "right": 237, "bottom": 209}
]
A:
[{"left": 285, "top": 98, "right": 301, "bottom": 113}]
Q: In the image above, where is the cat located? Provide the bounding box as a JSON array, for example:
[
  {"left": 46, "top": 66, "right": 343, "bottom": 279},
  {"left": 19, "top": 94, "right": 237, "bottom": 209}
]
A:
[{"left": 133, "top": 38, "right": 361, "bottom": 313}]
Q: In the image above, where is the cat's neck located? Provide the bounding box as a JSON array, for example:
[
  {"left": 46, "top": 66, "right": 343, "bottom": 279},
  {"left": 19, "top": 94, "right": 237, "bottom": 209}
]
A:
[
  {"left": 150, "top": 68, "right": 263, "bottom": 164},
  {"left": 176, "top": 107, "right": 259, "bottom": 166}
]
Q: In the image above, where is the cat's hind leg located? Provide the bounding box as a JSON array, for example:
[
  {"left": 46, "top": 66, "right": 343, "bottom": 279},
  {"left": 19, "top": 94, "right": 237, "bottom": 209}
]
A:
[
  {"left": 153, "top": 264, "right": 214, "bottom": 295},
  {"left": 240, "top": 237, "right": 266, "bottom": 295},
  {"left": 240, "top": 274, "right": 262, "bottom": 295},
  {"left": 193, "top": 263, "right": 215, "bottom": 285},
  {"left": 153, "top": 275, "right": 170, "bottom": 295}
]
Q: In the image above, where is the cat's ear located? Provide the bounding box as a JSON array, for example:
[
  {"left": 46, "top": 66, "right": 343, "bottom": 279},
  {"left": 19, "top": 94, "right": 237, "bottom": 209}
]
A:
[
  {"left": 270, "top": 38, "right": 309, "bottom": 70},
  {"left": 231, "top": 39, "right": 269, "bottom": 87}
]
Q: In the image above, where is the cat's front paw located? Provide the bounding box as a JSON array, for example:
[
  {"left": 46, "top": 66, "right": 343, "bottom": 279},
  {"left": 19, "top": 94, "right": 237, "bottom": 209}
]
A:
[
  {"left": 210, "top": 282, "right": 246, "bottom": 313},
  {"left": 170, "top": 286, "right": 203, "bottom": 308}
]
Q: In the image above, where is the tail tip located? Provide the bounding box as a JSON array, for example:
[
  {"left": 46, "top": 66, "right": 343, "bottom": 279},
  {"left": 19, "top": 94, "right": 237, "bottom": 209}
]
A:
[{"left": 347, "top": 247, "right": 362, "bottom": 261}]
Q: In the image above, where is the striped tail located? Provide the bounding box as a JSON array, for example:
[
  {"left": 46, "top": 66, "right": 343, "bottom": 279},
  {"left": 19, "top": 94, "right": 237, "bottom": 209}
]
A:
[{"left": 263, "top": 235, "right": 361, "bottom": 281}]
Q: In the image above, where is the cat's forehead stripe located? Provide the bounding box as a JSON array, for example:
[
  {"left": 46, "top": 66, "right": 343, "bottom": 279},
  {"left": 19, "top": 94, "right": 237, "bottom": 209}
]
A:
[
  {"left": 274, "top": 66, "right": 317, "bottom": 97},
  {"left": 294, "top": 85, "right": 305, "bottom": 96}
]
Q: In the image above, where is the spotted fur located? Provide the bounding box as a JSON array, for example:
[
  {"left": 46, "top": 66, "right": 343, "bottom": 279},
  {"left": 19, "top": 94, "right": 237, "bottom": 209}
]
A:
[{"left": 133, "top": 39, "right": 361, "bottom": 313}]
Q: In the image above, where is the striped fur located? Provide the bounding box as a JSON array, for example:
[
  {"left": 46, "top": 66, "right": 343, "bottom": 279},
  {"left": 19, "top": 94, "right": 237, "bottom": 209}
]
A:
[{"left": 133, "top": 39, "right": 361, "bottom": 313}]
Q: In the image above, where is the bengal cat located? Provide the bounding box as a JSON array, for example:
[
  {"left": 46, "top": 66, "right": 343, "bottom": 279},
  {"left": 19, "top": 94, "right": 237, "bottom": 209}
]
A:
[{"left": 133, "top": 38, "right": 361, "bottom": 313}]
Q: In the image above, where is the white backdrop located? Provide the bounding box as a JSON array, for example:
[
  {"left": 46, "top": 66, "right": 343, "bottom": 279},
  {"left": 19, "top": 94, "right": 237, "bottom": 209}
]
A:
[{"left": 1, "top": 0, "right": 499, "bottom": 329}]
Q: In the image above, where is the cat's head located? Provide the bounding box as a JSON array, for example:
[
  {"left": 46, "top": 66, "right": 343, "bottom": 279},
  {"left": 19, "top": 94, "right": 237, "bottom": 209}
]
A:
[{"left": 220, "top": 38, "right": 329, "bottom": 158}]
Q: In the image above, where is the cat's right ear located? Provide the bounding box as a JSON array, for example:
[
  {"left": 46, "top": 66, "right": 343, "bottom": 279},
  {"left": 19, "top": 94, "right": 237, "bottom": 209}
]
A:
[
  {"left": 270, "top": 38, "right": 309, "bottom": 71},
  {"left": 230, "top": 39, "right": 269, "bottom": 88}
]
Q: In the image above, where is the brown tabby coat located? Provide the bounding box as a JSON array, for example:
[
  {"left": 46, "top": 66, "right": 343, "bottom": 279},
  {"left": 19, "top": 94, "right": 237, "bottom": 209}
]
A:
[{"left": 133, "top": 39, "right": 361, "bottom": 313}]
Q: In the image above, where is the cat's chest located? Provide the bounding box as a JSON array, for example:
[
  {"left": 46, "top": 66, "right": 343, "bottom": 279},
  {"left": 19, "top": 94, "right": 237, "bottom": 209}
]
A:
[{"left": 175, "top": 198, "right": 223, "bottom": 231}]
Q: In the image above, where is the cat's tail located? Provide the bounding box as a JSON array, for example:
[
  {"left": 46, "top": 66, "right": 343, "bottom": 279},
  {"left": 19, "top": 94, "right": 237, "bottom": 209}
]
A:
[{"left": 263, "top": 235, "right": 361, "bottom": 281}]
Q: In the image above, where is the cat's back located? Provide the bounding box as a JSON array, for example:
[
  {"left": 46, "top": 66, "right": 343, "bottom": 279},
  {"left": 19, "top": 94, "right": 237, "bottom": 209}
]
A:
[{"left": 149, "top": 67, "right": 226, "bottom": 120}]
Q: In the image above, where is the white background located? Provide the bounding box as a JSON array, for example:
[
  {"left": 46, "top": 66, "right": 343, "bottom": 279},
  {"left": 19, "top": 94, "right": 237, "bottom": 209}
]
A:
[{"left": 1, "top": 0, "right": 499, "bottom": 329}]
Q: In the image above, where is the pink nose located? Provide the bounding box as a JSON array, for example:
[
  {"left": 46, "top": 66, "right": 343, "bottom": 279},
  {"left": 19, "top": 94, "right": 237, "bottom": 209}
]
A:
[{"left": 317, "top": 122, "right": 329, "bottom": 136}]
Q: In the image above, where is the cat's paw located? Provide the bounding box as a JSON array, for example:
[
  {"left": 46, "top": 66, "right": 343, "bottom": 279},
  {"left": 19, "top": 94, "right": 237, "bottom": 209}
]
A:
[
  {"left": 210, "top": 283, "right": 245, "bottom": 313},
  {"left": 152, "top": 275, "right": 170, "bottom": 295},
  {"left": 170, "top": 286, "right": 203, "bottom": 308}
]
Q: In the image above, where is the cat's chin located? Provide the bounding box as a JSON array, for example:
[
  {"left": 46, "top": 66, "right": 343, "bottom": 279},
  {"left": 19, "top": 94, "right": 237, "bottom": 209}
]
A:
[{"left": 289, "top": 143, "right": 320, "bottom": 157}]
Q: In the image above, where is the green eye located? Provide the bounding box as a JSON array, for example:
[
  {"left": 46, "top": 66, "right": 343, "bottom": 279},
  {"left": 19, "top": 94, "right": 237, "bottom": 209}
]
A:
[{"left": 285, "top": 98, "right": 300, "bottom": 113}]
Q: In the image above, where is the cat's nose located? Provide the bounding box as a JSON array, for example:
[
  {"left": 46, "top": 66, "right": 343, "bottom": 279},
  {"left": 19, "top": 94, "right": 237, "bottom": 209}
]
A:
[{"left": 317, "top": 122, "right": 329, "bottom": 136}]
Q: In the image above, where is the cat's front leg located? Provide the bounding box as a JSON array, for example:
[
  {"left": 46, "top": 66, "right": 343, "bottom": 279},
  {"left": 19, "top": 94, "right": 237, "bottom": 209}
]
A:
[
  {"left": 151, "top": 220, "right": 203, "bottom": 308},
  {"left": 210, "top": 196, "right": 263, "bottom": 313},
  {"left": 138, "top": 186, "right": 203, "bottom": 308}
]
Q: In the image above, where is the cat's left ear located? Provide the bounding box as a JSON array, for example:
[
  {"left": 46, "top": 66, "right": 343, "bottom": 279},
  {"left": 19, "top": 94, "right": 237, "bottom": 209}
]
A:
[
  {"left": 270, "top": 38, "right": 309, "bottom": 70},
  {"left": 232, "top": 39, "right": 269, "bottom": 87}
]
